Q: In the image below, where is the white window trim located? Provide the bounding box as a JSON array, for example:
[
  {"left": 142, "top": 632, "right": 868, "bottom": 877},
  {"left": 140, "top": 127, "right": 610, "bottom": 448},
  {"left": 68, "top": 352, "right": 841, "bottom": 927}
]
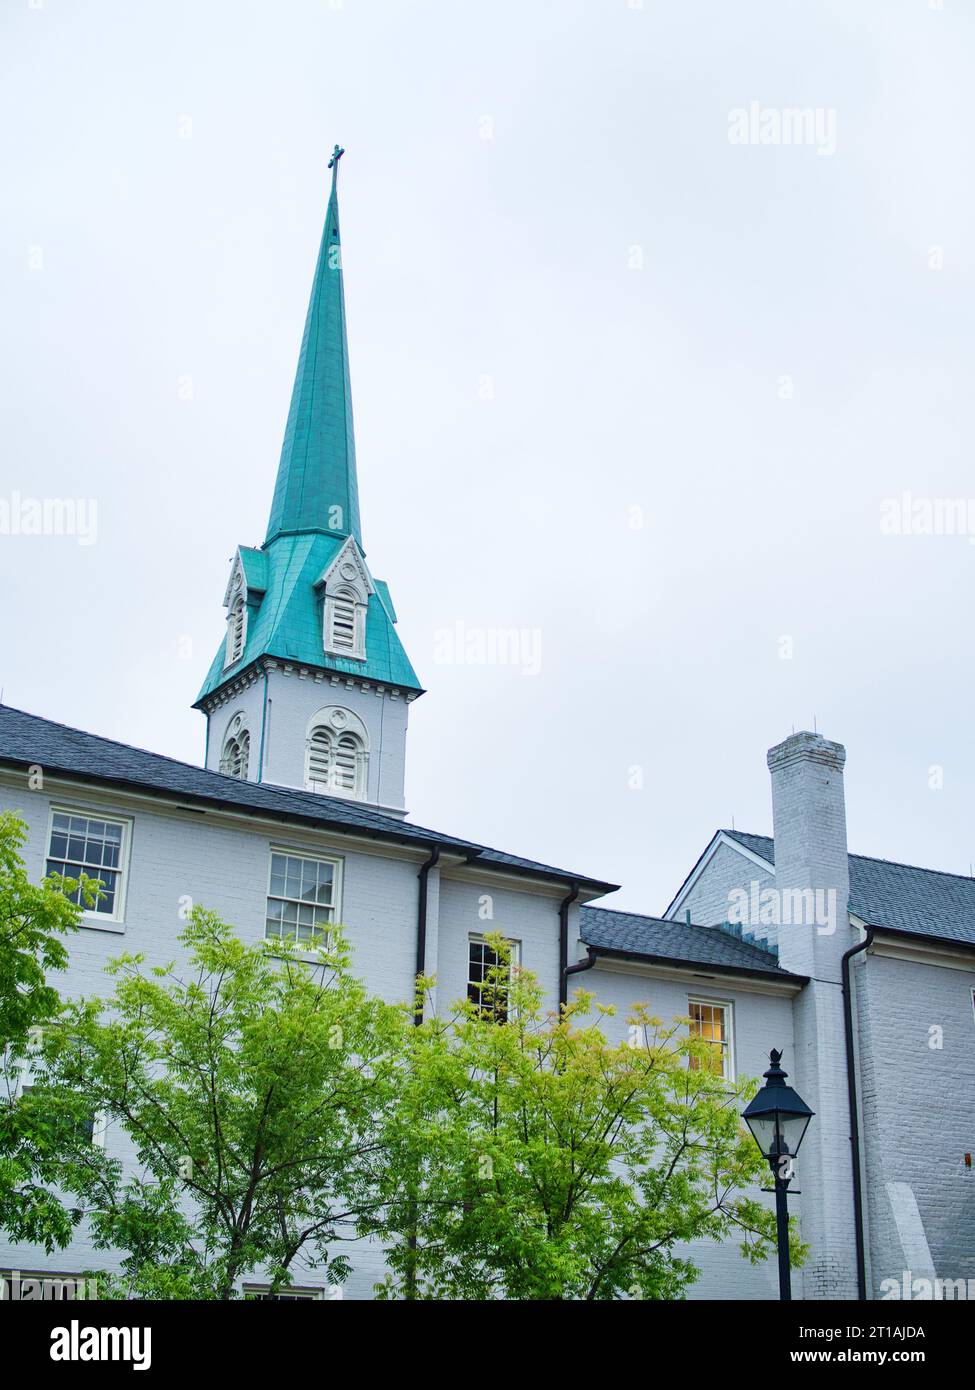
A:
[
  {"left": 18, "top": 1078, "right": 106, "bottom": 1150},
  {"left": 687, "top": 995, "right": 736, "bottom": 1082},
  {"left": 323, "top": 590, "right": 367, "bottom": 661},
  {"left": 467, "top": 934, "right": 522, "bottom": 1016},
  {"left": 304, "top": 708, "right": 369, "bottom": 801},
  {"left": 265, "top": 846, "right": 344, "bottom": 948},
  {"left": 224, "top": 595, "right": 247, "bottom": 670},
  {"left": 242, "top": 1284, "right": 328, "bottom": 1300},
  {"left": 45, "top": 804, "right": 133, "bottom": 930},
  {"left": 220, "top": 728, "right": 250, "bottom": 780}
]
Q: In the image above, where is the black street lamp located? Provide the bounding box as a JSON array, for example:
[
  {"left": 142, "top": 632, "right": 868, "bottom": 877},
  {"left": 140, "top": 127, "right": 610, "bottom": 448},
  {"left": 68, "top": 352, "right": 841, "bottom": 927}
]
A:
[{"left": 742, "top": 1049, "right": 814, "bottom": 1301}]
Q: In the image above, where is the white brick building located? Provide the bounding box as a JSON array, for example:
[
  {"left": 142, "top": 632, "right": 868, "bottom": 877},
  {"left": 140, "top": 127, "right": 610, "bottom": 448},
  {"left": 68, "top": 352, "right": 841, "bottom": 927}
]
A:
[{"left": 2, "top": 155, "right": 973, "bottom": 1300}]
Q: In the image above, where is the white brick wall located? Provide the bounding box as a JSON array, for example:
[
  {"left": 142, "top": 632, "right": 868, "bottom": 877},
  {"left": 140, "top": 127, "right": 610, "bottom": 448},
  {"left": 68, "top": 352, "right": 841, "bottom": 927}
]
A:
[
  {"left": 204, "top": 666, "right": 411, "bottom": 812},
  {"left": 856, "top": 950, "right": 975, "bottom": 1295}
]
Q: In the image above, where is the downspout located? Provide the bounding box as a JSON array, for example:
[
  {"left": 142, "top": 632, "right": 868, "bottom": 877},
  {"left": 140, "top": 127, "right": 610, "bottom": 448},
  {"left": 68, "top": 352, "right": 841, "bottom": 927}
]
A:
[
  {"left": 564, "top": 946, "right": 598, "bottom": 989},
  {"left": 257, "top": 667, "right": 269, "bottom": 784},
  {"left": 414, "top": 846, "right": 441, "bottom": 1025},
  {"left": 841, "top": 923, "right": 875, "bottom": 1302},
  {"left": 557, "top": 882, "right": 581, "bottom": 1007}
]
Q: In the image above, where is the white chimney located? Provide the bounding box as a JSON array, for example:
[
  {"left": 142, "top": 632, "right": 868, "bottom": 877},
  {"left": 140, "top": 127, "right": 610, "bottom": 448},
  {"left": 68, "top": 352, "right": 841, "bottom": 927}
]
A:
[{"left": 767, "top": 730, "right": 859, "bottom": 1300}]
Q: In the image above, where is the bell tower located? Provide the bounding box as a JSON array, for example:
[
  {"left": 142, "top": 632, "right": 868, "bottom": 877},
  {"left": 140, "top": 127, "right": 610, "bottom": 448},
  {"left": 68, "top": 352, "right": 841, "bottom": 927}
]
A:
[{"left": 194, "top": 147, "right": 422, "bottom": 816}]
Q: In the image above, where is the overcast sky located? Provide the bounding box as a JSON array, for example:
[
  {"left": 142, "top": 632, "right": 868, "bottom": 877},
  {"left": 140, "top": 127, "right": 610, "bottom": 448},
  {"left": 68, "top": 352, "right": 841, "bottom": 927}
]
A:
[{"left": 2, "top": 0, "right": 974, "bottom": 912}]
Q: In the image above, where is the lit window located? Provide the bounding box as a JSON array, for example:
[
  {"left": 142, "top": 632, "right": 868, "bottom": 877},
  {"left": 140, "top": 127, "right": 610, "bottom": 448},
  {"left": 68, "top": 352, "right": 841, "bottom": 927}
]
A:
[
  {"left": 225, "top": 596, "right": 246, "bottom": 668},
  {"left": 688, "top": 999, "right": 733, "bottom": 1079},
  {"left": 265, "top": 850, "right": 340, "bottom": 946},
  {"left": 46, "top": 811, "right": 129, "bottom": 921},
  {"left": 468, "top": 936, "right": 520, "bottom": 1022},
  {"left": 220, "top": 730, "right": 250, "bottom": 779}
]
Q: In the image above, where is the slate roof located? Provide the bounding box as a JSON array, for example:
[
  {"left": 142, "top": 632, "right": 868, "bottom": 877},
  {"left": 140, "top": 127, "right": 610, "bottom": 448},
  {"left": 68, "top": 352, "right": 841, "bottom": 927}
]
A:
[
  {"left": 722, "top": 830, "right": 975, "bottom": 951},
  {"left": 580, "top": 906, "right": 800, "bottom": 982},
  {"left": 0, "top": 706, "right": 614, "bottom": 892}
]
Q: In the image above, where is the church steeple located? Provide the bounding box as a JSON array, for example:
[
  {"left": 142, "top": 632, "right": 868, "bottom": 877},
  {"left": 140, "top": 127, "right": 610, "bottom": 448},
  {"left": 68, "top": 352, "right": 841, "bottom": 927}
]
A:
[
  {"left": 195, "top": 148, "right": 421, "bottom": 813},
  {"left": 265, "top": 145, "right": 361, "bottom": 547}
]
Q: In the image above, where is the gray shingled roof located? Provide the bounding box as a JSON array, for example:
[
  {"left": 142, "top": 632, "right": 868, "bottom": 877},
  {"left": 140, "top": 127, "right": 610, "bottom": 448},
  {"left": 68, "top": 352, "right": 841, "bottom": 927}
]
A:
[
  {"left": 0, "top": 706, "right": 618, "bottom": 893},
  {"left": 580, "top": 906, "right": 802, "bottom": 981},
  {"left": 723, "top": 829, "right": 975, "bottom": 950}
]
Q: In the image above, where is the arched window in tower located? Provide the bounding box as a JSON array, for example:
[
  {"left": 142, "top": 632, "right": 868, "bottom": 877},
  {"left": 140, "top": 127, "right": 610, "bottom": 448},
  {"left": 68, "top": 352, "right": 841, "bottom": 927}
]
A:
[
  {"left": 324, "top": 585, "right": 366, "bottom": 659},
  {"left": 305, "top": 709, "right": 368, "bottom": 800},
  {"left": 225, "top": 596, "right": 247, "bottom": 668},
  {"left": 220, "top": 728, "right": 250, "bottom": 780}
]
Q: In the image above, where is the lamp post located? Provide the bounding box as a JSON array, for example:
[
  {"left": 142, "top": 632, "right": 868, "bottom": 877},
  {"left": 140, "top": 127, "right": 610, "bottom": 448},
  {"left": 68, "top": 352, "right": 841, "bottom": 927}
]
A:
[{"left": 742, "top": 1048, "right": 814, "bottom": 1301}]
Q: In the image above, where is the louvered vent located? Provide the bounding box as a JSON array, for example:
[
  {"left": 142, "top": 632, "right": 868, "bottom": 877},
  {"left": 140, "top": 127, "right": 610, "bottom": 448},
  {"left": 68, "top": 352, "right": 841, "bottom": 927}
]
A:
[
  {"left": 306, "top": 726, "right": 363, "bottom": 798},
  {"left": 330, "top": 598, "right": 356, "bottom": 651},
  {"left": 220, "top": 730, "right": 250, "bottom": 780},
  {"left": 226, "top": 598, "right": 246, "bottom": 667}
]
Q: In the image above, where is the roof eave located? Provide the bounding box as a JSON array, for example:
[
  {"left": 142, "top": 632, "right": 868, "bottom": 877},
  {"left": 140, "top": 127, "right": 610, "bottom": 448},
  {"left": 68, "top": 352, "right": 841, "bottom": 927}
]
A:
[{"left": 585, "top": 942, "right": 808, "bottom": 986}]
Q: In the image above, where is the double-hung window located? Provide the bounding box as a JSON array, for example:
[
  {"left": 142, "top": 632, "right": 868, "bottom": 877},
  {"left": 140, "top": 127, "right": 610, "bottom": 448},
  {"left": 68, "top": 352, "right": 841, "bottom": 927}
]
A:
[
  {"left": 265, "top": 850, "right": 341, "bottom": 946},
  {"left": 467, "top": 935, "right": 520, "bottom": 1022},
  {"left": 688, "top": 998, "right": 734, "bottom": 1080},
  {"left": 46, "top": 810, "right": 130, "bottom": 923}
]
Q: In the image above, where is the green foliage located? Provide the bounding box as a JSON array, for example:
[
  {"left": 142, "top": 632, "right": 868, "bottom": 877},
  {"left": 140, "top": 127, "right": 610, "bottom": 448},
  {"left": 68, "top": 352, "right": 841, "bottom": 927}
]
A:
[
  {"left": 37, "top": 908, "right": 408, "bottom": 1298},
  {"left": 368, "top": 936, "right": 806, "bottom": 1300},
  {"left": 0, "top": 811, "right": 99, "bottom": 1250},
  {"left": 1, "top": 814, "right": 806, "bottom": 1300}
]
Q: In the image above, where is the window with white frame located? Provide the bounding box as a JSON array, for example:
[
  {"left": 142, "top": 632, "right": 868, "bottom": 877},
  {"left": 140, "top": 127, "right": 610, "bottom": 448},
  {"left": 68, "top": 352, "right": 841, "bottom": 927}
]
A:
[
  {"left": 688, "top": 998, "right": 734, "bottom": 1079},
  {"left": 265, "top": 850, "right": 341, "bottom": 946},
  {"left": 324, "top": 587, "right": 365, "bottom": 659},
  {"left": 243, "top": 1285, "right": 326, "bottom": 1300},
  {"left": 467, "top": 936, "right": 520, "bottom": 1022},
  {"left": 18, "top": 1082, "right": 104, "bottom": 1150},
  {"left": 46, "top": 810, "right": 129, "bottom": 922},
  {"left": 306, "top": 724, "right": 366, "bottom": 800},
  {"left": 225, "top": 596, "right": 246, "bottom": 668},
  {"left": 220, "top": 729, "right": 250, "bottom": 779}
]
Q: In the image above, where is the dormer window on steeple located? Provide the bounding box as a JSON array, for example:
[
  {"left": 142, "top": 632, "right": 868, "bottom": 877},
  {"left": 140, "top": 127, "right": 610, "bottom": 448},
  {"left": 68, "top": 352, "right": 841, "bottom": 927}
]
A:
[
  {"left": 225, "top": 594, "right": 246, "bottom": 668},
  {"left": 324, "top": 586, "right": 365, "bottom": 659}
]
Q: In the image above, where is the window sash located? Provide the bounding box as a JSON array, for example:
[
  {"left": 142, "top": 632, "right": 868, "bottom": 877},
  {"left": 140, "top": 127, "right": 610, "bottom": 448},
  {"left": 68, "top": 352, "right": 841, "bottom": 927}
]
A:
[
  {"left": 46, "top": 810, "right": 127, "bottom": 919},
  {"left": 467, "top": 936, "right": 520, "bottom": 1021},
  {"left": 688, "top": 999, "right": 733, "bottom": 1079},
  {"left": 265, "top": 850, "right": 340, "bottom": 945}
]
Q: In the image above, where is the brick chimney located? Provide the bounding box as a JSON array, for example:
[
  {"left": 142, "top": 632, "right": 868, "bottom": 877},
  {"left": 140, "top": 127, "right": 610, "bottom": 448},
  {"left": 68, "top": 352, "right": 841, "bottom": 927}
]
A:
[{"left": 767, "top": 731, "right": 858, "bottom": 1300}]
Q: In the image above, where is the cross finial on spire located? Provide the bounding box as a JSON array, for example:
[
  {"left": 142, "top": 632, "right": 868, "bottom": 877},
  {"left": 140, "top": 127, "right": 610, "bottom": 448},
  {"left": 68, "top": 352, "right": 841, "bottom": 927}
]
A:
[{"left": 328, "top": 143, "right": 345, "bottom": 171}]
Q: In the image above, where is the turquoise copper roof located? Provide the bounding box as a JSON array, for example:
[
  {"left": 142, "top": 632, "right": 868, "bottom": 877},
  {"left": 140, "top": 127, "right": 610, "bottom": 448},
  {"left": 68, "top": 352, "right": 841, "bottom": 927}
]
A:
[
  {"left": 195, "top": 532, "right": 421, "bottom": 702},
  {"left": 195, "top": 148, "right": 422, "bottom": 704},
  {"left": 265, "top": 148, "right": 361, "bottom": 547}
]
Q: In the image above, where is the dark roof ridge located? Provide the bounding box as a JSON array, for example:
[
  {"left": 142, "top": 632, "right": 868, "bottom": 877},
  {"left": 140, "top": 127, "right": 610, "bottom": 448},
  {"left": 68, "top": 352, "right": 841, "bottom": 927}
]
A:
[{"left": 721, "top": 827, "right": 975, "bottom": 888}]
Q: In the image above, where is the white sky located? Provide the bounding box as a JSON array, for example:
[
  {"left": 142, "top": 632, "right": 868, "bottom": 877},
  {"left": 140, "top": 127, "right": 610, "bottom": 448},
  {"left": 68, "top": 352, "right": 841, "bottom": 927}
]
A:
[{"left": 2, "top": 0, "right": 974, "bottom": 912}]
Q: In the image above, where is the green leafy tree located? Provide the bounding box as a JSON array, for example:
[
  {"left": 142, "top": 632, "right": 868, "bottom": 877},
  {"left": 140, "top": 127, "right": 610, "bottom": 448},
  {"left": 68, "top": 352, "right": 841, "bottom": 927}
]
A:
[
  {"left": 369, "top": 936, "right": 805, "bottom": 1300},
  {"left": 35, "top": 908, "right": 407, "bottom": 1298},
  {"left": 0, "top": 810, "right": 100, "bottom": 1250}
]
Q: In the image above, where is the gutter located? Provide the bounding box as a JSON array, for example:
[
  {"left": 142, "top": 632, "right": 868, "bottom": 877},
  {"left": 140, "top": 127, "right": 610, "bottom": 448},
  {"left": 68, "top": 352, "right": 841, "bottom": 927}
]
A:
[
  {"left": 414, "top": 846, "right": 441, "bottom": 1025},
  {"left": 557, "top": 883, "right": 580, "bottom": 1007},
  {"left": 584, "top": 943, "right": 808, "bottom": 987},
  {"left": 841, "top": 924, "right": 875, "bottom": 1302}
]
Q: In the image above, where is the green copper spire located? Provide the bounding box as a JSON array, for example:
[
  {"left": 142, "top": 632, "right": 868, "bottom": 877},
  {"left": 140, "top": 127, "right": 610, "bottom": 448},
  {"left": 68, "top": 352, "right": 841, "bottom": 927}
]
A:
[{"left": 265, "top": 144, "right": 362, "bottom": 547}]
